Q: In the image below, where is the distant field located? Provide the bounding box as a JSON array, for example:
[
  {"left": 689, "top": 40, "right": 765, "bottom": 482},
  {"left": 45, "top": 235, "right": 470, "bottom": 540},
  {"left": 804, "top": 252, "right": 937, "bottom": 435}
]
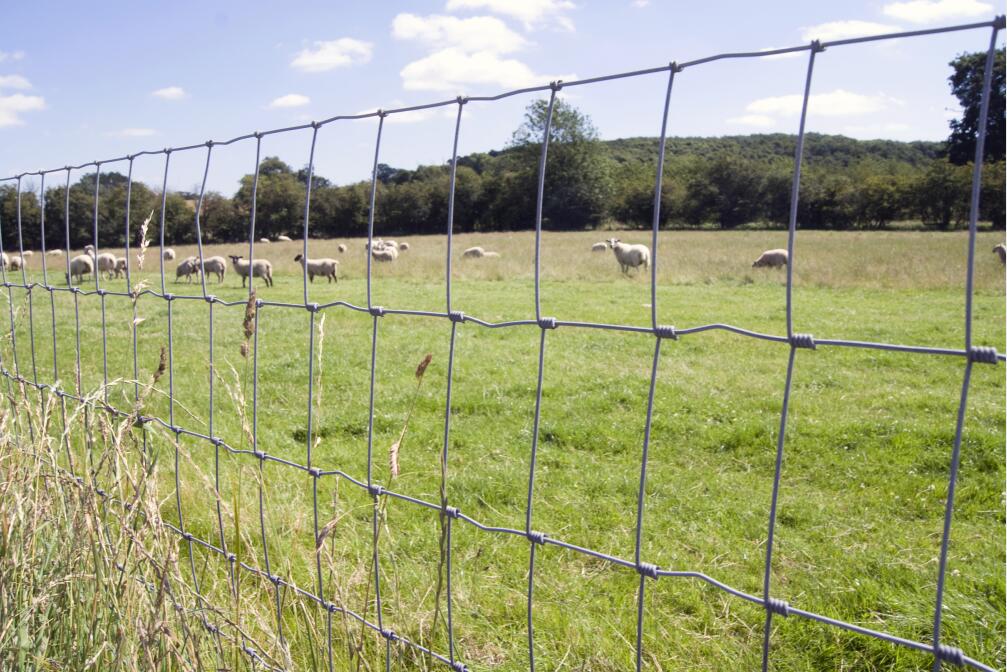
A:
[{"left": 1, "top": 230, "right": 1003, "bottom": 671}]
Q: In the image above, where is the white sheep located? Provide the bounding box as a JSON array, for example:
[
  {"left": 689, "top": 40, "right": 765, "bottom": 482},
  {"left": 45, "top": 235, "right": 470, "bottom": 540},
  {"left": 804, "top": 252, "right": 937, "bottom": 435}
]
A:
[
  {"left": 228, "top": 255, "right": 273, "bottom": 287},
  {"left": 752, "top": 249, "right": 789, "bottom": 268},
  {"left": 383, "top": 239, "right": 399, "bottom": 250},
  {"left": 6, "top": 255, "right": 23, "bottom": 271},
  {"left": 259, "top": 238, "right": 270, "bottom": 244},
  {"left": 591, "top": 242, "right": 608, "bottom": 252},
  {"left": 294, "top": 254, "right": 339, "bottom": 283},
  {"left": 371, "top": 246, "right": 399, "bottom": 263},
  {"left": 994, "top": 244, "right": 1006, "bottom": 265},
  {"left": 605, "top": 238, "right": 650, "bottom": 274},
  {"left": 398, "top": 242, "right": 410, "bottom": 251},
  {"left": 94, "top": 252, "right": 117, "bottom": 279},
  {"left": 114, "top": 256, "right": 128, "bottom": 278},
  {"left": 337, "top": 243, "right": 347, "bottom": 253},
  {"left": 364, "top": 239, "right": 384, "bottom": 250},
  {"left": 463, "top": 246, "right": 501, "bottom": 258},
  {"left": 66, "top": 254, "right": 93, "bottom": 284},
  {"left": 163, "top": 248, "right": 176, "bottom": 261},
  {"left": 277, "top": 235, "right": 292, "bottom": 242},
  {"left": 47, "top": 249, "right": 63, "bottom": 256},
  {"left": 176, "top": 256, "right": 201, "bottom": 283},
  {"left": 20, "top": 250, "right": 33, "bottom": 257},
  {"left": 201, "top": 256, "right": 227, "bottom": 282}
]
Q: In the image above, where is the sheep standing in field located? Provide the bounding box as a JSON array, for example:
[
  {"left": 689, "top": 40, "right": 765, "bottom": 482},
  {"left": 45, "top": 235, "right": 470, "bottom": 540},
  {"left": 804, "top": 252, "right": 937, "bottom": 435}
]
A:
[
  {"left": 47, "top": 249, "right": 63, "bottom": 257},
  {"left": 114, "top": 257, "right": 127, "bottom": 278},
  {"left": 176, "top": 256, "right": 201, "bottom": 283},
  {"left": 94, "top": 252, "right": 117, "bottom": 279},
  {"left": 277, "top": 235, "right": 292, "bottom": 242},
  {"left": 294, "top": 254, "right": 339, "bottom": 283},
  {"left": 6, "top": 255, "right": 23, "bottom": 271},
  {"left": 994, "top": 243, "right": 1006, "bottom": 265},
  {"left": 591, "top": 242, "right": 608, "bottom": 252},
  {"left": 163, "top": 248, "right": 176, "bottom": 261},
  {"left": 371, "top": 245, "right": 399, "bottom": 263},
  {"left": 752, "top": 249, "right": 789, "bottom": 268},
  {"left": 399, "top": 242, "right": 410, "bottom": 251},
  {"left": 200, "top": 256, "right": 227, "bottom": 282},
  {"left": 259, "top": 238, "right": 271, "bottom": 244},
  {"left": 66, "top": 254, "right": 93, "bottom": 284},
  {"left": 364, "top": 239, "right": 384, "bottom": 250},
  {"left": 228, "top": 255, "right": 273, "bottom": 287},
  {"left": 20, "top": 250, "right": 33, "bottom": 257},
  {"left": 605, "top": 238, "right": 650, "bottom": 274},
  {"left": 337, "top": 243, "right": 347, "bottom": 253}
]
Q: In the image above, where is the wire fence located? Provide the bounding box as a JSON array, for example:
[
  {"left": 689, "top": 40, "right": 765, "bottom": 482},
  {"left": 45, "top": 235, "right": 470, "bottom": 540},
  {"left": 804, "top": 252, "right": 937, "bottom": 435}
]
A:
[{"left": 0, "top": 16, "right": 1004, "bottom": 672}]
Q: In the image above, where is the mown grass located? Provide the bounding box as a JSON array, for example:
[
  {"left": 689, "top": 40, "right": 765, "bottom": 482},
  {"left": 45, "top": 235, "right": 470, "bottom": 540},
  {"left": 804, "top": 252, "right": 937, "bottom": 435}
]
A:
[{"left": 0, "top": 229, "right": 1004, "bottom": 671}]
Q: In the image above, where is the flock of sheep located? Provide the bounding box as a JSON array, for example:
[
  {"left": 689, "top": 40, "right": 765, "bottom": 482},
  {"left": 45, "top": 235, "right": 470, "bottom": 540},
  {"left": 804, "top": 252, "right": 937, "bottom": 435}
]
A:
[{"left": 1, "top": 237, "right": 1003, "bottom": 287}]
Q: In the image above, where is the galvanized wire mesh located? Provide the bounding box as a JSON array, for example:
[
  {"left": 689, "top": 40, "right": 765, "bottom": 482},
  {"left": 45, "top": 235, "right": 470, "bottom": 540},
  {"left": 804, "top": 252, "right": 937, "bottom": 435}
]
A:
[{"left": 0, "top": 16, "right": 1004, "bottom": 672}]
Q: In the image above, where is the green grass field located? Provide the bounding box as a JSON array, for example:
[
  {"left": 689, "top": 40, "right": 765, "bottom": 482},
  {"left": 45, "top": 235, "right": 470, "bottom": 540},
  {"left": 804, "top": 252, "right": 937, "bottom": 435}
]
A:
[{"left": 0, "top": 229, "right": 1004, "bottom": 671}]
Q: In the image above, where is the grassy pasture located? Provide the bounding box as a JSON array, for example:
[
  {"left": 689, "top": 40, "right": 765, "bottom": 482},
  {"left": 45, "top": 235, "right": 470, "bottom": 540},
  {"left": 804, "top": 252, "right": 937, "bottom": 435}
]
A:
[{"left": 0, "top": 229, "right": 1004, "bottom": 671}]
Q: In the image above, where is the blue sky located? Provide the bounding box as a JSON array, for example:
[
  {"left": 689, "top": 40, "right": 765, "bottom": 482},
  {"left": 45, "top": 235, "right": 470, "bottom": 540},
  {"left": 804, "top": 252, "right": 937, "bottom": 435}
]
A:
[{"left": 0, "top": 0, "right": 1001, "bottom": 194}]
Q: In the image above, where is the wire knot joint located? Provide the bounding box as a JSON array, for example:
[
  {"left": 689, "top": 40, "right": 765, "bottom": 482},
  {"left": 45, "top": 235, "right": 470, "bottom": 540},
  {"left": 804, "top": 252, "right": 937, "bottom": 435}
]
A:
[
  {"left": 444, "top": 505, "right": 461, "bottom": 519},
  {"left": 308, "top": 467, "right": 322, "bottom": 478},
  {"left": 368, "top": 483, "right": 384, "bottom": 497},
  {"left": 381, "top": 628, "right": 397, "bottom": 642},
  {"left": 766, "top": 597, "right": 790, "bottom": 617},
  {"left": 968, "top": 346, "right": 998, "bottom": 364},
  {"left": 527, "top": 530, "right": 547, "bottom": 545},
  {"left": 654, "top": 325, "right": 677, "bottom": 340},
  {"left": 790, "top": 333, "right": 815, "bottom": 350},
  {"left": 370, "top": 305, "right": 385, "bottom": 317},
  {"left": 449, "top": 310, "right": 465, "bottom": 323},
  {"left": 935, "top": 644, "right": 965, "bottom": 666},
  {"left": 451, "top": 662, "right": 469, "bottom": 672},
  {"left": 637, "top": 562, "right": 659, "bottom": 579},
  {"left": 538, "top": 316, "right": 558, "bottom": 330},
  {"left": 811, "top": 40, "right": 825, "bottom": 53}
]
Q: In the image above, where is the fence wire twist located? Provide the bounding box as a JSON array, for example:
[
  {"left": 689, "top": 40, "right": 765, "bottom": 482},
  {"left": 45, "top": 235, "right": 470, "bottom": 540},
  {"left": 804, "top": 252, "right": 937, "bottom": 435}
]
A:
[{"left": 0, "top": 16, "right": 1004, "bottom": 672}]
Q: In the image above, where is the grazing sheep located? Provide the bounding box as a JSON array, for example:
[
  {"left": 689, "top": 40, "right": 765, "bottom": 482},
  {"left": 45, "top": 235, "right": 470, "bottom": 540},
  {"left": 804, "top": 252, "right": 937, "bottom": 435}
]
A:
[
  {"left": 371, "top": 246, "right": 399, "bottom": 263},
  {"left": 47, "top": 249, "right": 63, "bottom": 256},
  {"left": 277, "top": 235, "right": 292, "bottom": 242},
  {"left": 591, "top": 242, "right": 608, "bottom": 252},
  {"left": 66, "top": 254, "right": 94, "bottom": 284},
  {"left": 337, "top": 243, "right": 347, "bottom": 253},
  {"left": 463, "top": 246, "right": 496, "bottom": 258},
  {"left": 994, "top": 244, "right": 1006, "bottom": 265},
  {"left": 6, "top": 255, "right": 23, "bottom": 271},
  {"left": 200, "top": 256, "right": 227, "bottom": 282},
  {"left": 259, "top": 238, "right": 270, "bottom": 244},
  {"left": 228, "top": 255, "right": 273, "bottom": 287},
  {"left": 364, "top": 239, "right": 384, "bottom": 250},
  {"left": 383, "top": 240, "right": 398, "bottom": 250},
  {"left": 175, "top": 256, "right": 201, "bottom": 283},
  {"left": 398, "top": 242, "right": 410, "bottom": 251},
  {"left": 605, "top": 238, "right": 650, "bottom": 274},
  {"left": 84, "top": 244, "right": 95, "bottom": 255},
  {"left": 294, "top": 254, "right": 339, "bottom": 283},
  {"left": 114, "top": 257, "right": 127, "bottom": 278},
  {"left": 752, "top": 248, "right": 789, "bottom": 268},
  {"left": 162, "top": 248, "right": 176, "bottom": 261},
  {"left": 94, "top": 252, "right": 117, "bottom": 279},
  {"left": 20, "top": 250, "right": 33, "bottom": 257}
]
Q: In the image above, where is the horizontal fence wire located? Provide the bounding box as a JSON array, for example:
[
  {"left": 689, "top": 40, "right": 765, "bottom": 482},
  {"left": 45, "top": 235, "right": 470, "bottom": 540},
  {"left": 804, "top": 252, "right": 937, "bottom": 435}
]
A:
[{"left": 0, "top": 15, "right": 1004, "bottom": 672}]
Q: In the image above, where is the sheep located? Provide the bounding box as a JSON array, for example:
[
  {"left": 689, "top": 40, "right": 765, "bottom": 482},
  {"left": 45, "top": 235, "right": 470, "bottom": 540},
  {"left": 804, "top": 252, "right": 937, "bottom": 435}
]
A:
[
  {"left": 752, "top": 248, "right": 789, "bottom": 268},
  {"left": 20, "top": 250, "right": 33, "bottom": 257},
  {"left": 591, "top": 242, "right": 608, "bottom": 252},
  {"left": 605, "top": 238, "right": 650, "bottom": 274},
  {"left": 113, "top": 256, "right": 128, "bottom": 278},
  {"left": 463, "top": 246, "right": 497, "bottom": 258},
  {"left": 294, "top": 254, "right": 339, "bottom": 283},
  {"left": 84, "top": 244, "right": 94, "bottom": 254},
  {"left": 6, "top": 255, "right": 23, "bottom": 271},
  {"left": 371, "top": 246, "right": 399, "bottom": 263},
  {"left": 94, "top": 252, "right": 117, "bottom": 279},
  {"left": 398, "top": 242, "right": 410, "bottom": 251},
  {"left": 200, "top": 256, "right": 227, "bottom": 282},
  {"left": 176, "top": 256, "right": 201, "bottom": 283},
  {"left": 277, "top": 235, "right": 292, "bottom": 242},
  {"left": 228, "top": 255, "right": 273, "bottom": 287},
  {"left": 994, "top": 244, "right": 1006, "bottom": 265},
  {"left": 364, "top": 239, "right": 384, "bottom": 250},
  {"left": 337, "top": 243, "right": 347, "bottom": 253},
  {"left": 259, "top": 238, "right": 270, "bottom": 244},
  {"left": 383, "top": 240, "right": 399, "bottom": 250},
  {"left": 47, "top": 249, "right": 63, "bottom": 256},
  {"left": 162, "top": 248, "right": 176, "bottom": 261},
  {"left": 66, "top": 254, "right": 94, "bottom": 285}
]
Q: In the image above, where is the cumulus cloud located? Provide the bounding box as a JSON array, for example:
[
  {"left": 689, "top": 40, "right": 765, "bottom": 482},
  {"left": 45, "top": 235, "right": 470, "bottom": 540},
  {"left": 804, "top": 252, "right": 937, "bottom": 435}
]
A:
[
  {"left": 151, "top": 86, "right": 187, "bottom": 100},
  {"left": 445, "top": 0, "right": 576, "bottom": 31},
  {"left": 290, "top": 38, "right": 373, "bottom": 72},
  {"left": 882, "top": 0, "right": 992, "bottom": 23},
  {"left": 726, "top": 114, "right": 776, "bottom": 128},
  {"left": 393, "top": 13, "right": 526, "bottom": 53},
  {"left": 400, "top": 47, "right": 573, "bottom": 92},
  {"left": 0, "top": 75, "right": 31, "bottom": 90},
  {"left": 269, "top": 93, "right": 310, "bottom": 108},
  {"left": 746, "top": 89, "right": 902, "bottom": 117},
  {"left": 0, "top": 93, "right": 45, "bottom": 127},
  {"left": 800, "top": 20, "right": 901, "bottom": 41}
]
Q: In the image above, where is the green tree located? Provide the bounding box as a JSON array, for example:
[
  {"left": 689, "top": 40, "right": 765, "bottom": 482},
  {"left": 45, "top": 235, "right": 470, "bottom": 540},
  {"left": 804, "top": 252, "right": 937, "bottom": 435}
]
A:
[
  {"left": 910, "top": 159, "right": 972, "bottom": 229},
  {"left": 233, "top": 157, "right": 305, "bottom": 239},
  {"left": 947, "top": 50, "right": 1005, "bottom": 165}
]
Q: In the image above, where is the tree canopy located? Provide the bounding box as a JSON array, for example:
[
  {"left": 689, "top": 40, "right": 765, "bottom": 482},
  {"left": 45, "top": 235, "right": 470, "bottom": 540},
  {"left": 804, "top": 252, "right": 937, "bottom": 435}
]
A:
[{"left": 946, "top": 49, "right": 1006, "bottom": 164}]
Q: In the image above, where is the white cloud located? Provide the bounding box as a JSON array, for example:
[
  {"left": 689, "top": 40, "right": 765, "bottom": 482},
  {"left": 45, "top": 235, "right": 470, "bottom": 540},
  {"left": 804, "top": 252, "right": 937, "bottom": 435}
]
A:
[
  {"left": 800, "top": 20, "right": 901, "bottom": 41},
  {"left": 151, "top": 86, "right": 187, "bottom": 100},
  {"left": 0, "top": 75, "right": 31, "bottom": 90},
  {"left": 445, "top": 0, "right": 576, "bottom": 31},
  {"left": 400, "top": 47, "right": 574, "bottom": 92},
  {"left": 290, "top": 38, "right": 373, "bottom": 72},
  {"left": 883, "top": 0, "right": 992, "bottom": 23},
  {"left": 632, "top": 0, "right": 650, "bottom": 6},
  {"left": 0, "top": 93, "right": 45, "bottom": 127},
  {"left": 107, "top": 127, "right": 157, "bottom": 138},
  {"left": 269, "top": 93, "right": 310, "bottom": 108},
  {"left": 727, "top": 114, "right": 776, "bottom": 127},
  {"left": 0, "top": 51, "right": 24, "bottom": 63},
  {"left": 393, "top": 13, "right": 527, "bottom": 53},
  {"left": 747, "top": 89, "right": 902, "bottom": 118}
]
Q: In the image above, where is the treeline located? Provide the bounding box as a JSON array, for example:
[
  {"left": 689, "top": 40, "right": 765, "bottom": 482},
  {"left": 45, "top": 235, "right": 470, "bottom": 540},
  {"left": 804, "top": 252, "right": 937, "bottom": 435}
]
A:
[{"left": 0, "top": 122, "right": 1002, "bottom": 252}]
